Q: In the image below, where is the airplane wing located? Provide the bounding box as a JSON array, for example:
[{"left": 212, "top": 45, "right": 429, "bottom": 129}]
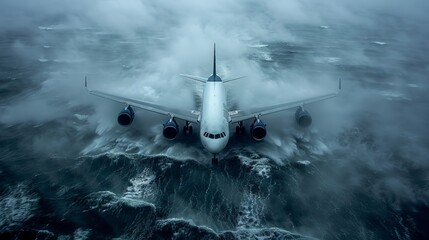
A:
[
  {"left": 85, "top": 78, "right": 199, "bottom": 123},
  {"left": 230, "top": 79, "right": 341, "bottom": 123}
]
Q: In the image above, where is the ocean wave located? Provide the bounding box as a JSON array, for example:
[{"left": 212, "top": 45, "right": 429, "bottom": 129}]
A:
[
  {"left": 38, "top": 58, "right": 49, "bottom": 63},
  {"left": 373, "top": 41, "right": 387, "bottom": 46},
  {"left": 238, "top": 155, "right": 271, "bottom": 178},
  {"left": 260, "top": 52, "right": 272, "bottom": 61},
  {"left": 123, "top": 168, "right": 158, "bottom": 201},
  {"left": 248, "top": 44, "right": 268, "bottom": 48},
  {"left": 38, "top": 26, "right": 56, "bottom": 30},
  {"left": 73, "top": 228, "right": 92, "bottom": 240},
  {"left": 296, "top": 160, "right": 311, "bottom": 165},
  {"left": 153, "top": 218, "right": 313, "bottom": 239},
  {"left": 407, "top": 83, "right": 419, "bottom": 88},
  {"left": 380, "top": 91, "right": 411, "bottom": 101},
  {"left": 314, "top": 57, "right": 341, "bottom": 63},
  {"left": 0, "top": 184, "right": 39, "bottom": 230},
  {"left": 237, "top": 192, "right": 263, "bottom": 228},
  {"left": 232, "top": 227, "right": 315, "bottom": 239},
  {"left": 84, "top": 191, "right": 156, "bottom": 213}
]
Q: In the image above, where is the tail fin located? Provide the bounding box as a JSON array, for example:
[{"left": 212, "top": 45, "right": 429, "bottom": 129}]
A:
[{"left": 213, "top": 43, "right": 216, "bottom": 77}]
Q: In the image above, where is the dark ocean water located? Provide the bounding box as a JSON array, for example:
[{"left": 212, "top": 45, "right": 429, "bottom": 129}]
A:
[{"left": 1, "top": 22, "right": 429, "bottom": 240}]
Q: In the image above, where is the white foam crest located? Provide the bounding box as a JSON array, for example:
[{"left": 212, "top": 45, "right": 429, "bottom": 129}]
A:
[
  {"left": 80, "top": 135, "right": 118, "bottom": 155},
  {"left": 256, "top": 135, "right": 299, "bottom": 164},
  {"left": 123, "top": 168, "right": 158, "bottom": 201},
  {"left": 327, "top": 57, "right": 341, "bottom": 63},
  {"left": 308, "top": 139, "right": 330, "bottom": 156},
  {"left": 248, "top": 44, "right": 268, "bottom": 48},
  {"left": 244, "top": 126, "right": 331, "bottom": 164},
  {"left": 38, "top": 24, "right": 87, "bottom": 31},
  {"left": 81, "top": 125, "right": 209, "bottom": 162},
  {"left": 156, "top": 218, "right": 218, "bottom": 235},
  {"left": 74, "top": 114, "right": 88, "bottom": 121},
  {"left": 296, "top": 160, "right": 311, "bottom": 165},
  {"left": 373, "top": 41, "right": 387, "bottom": 45},
  {"left": 259, "top": 51, "right": 272, "bottom": 61},
  {"left": 314, "top": 56, "right": 341, "bottom": 63},
  {"left": 238, "top": 155, "right": 271, "bottom": 179},
  {"left": 85, "top": 191, "right": 156, "bottom": 212},
  {"left": 82, "top": 122, "right": 328, "bottom": 166},
  {"left": 0, "top": 183, "right": 39, "bottom": 229},
  {"left": 407, "top": 83, "right": 419, "bottom": 88},
  {"left": 52, "top": 58, "right": 86, "bottom": 63},
  {"left": 232, "top": 227, "right": 308, "bottom": 240},
  {"left": 237, "top": 191, "right": 264, "bottom": 229},
  {"left": 380, "top": 91, "right": 411, "bottom": 101},
  {"left": 73, "top": 228, "right": 91, "bottom": 240},
  {"left": 136, "top": 126, "right": 210, "bottom": 161},
  {"left": 38, "top": 26, "right": 56, "bottom": 30}
]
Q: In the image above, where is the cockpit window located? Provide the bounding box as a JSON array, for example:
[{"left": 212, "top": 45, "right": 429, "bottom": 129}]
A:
[{"left": 204, "top": 131, "right": 226, "bottom": 139}]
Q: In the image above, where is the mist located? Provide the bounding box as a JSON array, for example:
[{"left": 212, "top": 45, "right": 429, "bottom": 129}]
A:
[{"left": 1, "top": 0, "right": 429, "bottom": 238}]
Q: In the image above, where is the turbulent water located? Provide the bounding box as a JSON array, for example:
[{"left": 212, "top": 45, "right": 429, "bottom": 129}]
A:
[{"left": 1, "top": 14, "right": 429, "bottom": 240}]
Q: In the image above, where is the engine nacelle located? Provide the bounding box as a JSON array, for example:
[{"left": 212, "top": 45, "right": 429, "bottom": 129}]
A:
[
  {"left": 295, "top": 107, "right": 312, "bottom": 128},
  {"left": 250, "top": 119, "right": 267, "bottom": 141},
  {"left": 163, "top": 118, "right": 179, "bottom": 140},
  {"left": 117, "top": 106, "right": 135, "bottom": 126}
]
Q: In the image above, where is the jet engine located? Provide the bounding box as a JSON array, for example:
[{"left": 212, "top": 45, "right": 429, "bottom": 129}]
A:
[
  {"left": 163, "top": 118, "right": 179, "bottom": 140},
  {"left": 295, "top": 106, "right": 312, "bottom": 128},
  {"left": 250, "top": 119, "right": 267, "bottom": 141},
  {"left": 117, "top": 106, "right": 135, "bottom": 126}
]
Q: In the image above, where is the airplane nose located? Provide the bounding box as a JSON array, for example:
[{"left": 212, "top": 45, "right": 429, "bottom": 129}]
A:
[
  {"left": 202, "top": 138, "right": 226, "bottom": 154},
  {"left": 206, "top": 143, "right": 223, "bottom": 154}
]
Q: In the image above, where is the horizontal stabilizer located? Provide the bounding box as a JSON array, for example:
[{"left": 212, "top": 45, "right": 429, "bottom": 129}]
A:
[
  {"left": 180, "top": 74, "right": 206, "bottom": 83},
  {"left": 224, "top": 76, "right": 246, "bottom": 83}
]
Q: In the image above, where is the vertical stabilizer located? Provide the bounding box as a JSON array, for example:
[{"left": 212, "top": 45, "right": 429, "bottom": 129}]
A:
[
  {"left": 213, "top": 43, "right": 216, "bottom": 77},
  {"left": 207, "top": 43, "right": 221, "bottom": 82}
]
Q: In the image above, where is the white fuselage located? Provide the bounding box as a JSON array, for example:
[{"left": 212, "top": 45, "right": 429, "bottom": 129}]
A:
[{"left": 199, "top": 78, "right": 230, "bottom": 154}]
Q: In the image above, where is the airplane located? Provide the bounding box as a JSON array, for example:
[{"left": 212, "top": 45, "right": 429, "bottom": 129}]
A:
[{"left": 85, "top": 44, "right": 341, "bottom": 165}]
